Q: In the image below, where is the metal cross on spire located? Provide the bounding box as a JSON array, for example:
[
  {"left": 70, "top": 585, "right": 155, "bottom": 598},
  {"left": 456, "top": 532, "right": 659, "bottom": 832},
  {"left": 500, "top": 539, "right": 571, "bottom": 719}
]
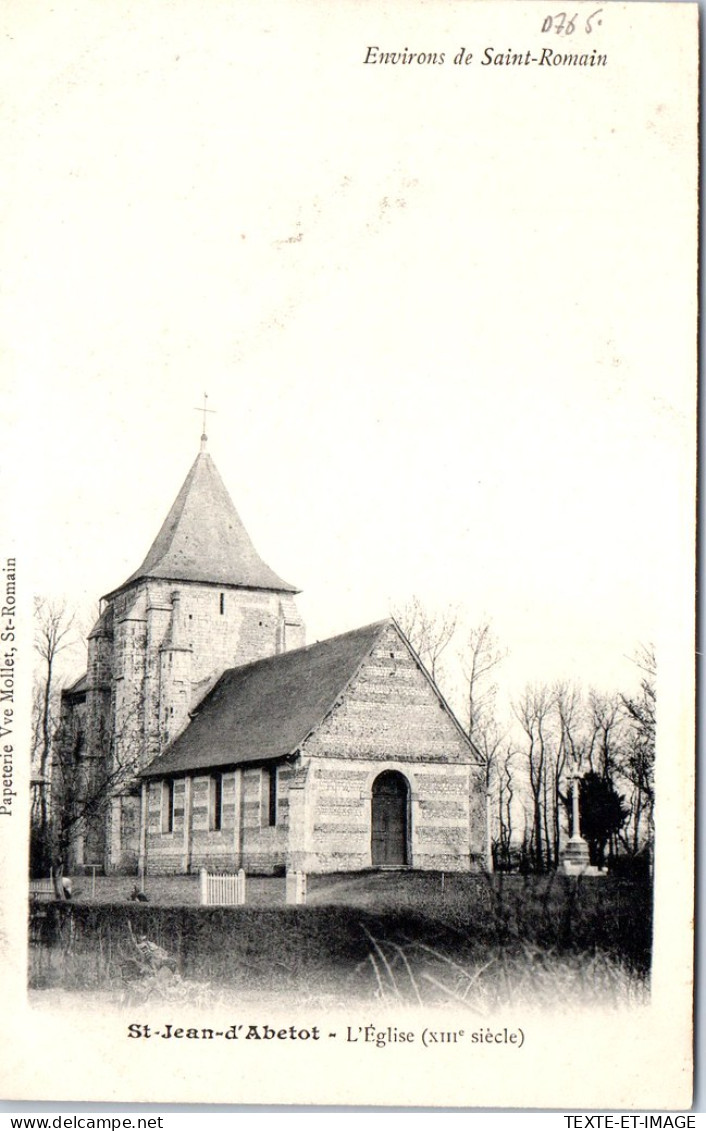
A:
[{"left": 194, "top": 393, "right": 216, "bottom": 451}]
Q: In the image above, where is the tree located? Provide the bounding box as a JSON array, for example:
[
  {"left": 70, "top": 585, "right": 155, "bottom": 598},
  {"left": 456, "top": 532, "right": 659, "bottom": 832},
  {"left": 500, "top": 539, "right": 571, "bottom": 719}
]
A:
[
  {"left": 514, "top": 684, "right": 555, "bottom": 871},
  {"left": 31, "top": 598, "right": 76, "bottom": 875},
  {"left": 32, "top": 597, "right": 147, "bottom": 893},
  {"left": 579, "top": 771, "right": 629, "bottom": 867},
  {"left": 392, "top": 596, "right": 457, "bottom": 685},
  {"left": 619, "top": 645, "right": 656, "bottom": 856},
  {"left": 462, "top": 621, "right": 505, "bottom": 744},
  {"left": 51, "top": 682, "right": 146, "bottom": 892},
  {"left": 460, "top": 620, "right": 505, "bottom": 872},
  {"left": 586, "top": 690, "right": 624, "bottom": 779},
  {"left": 493, "top": 745, "right": 518, "bottom": 871}
]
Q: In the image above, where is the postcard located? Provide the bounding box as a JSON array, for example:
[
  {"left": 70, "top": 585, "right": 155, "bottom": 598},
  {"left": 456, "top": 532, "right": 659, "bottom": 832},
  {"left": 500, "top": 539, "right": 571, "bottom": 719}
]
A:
[{"left": 0, "top": 0, "right": 697, "bottom": 1110}]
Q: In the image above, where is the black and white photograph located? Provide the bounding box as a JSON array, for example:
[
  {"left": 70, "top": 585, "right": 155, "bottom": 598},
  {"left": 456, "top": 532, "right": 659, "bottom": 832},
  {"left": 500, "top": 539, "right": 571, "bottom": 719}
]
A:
[{"left": 0, "top": 0, "right": 697, "bottom": 1110}]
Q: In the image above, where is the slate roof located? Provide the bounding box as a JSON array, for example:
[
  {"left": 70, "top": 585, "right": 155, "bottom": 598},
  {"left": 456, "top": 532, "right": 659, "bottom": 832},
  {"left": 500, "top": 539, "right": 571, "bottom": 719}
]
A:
[
  {"left": 142, "top": 620, "right": 390, "bottom": 778},
  {"left": 87, "top": 605, "right": 113, "bottom": 640},
  {"left": 107, "top": 449, "right": 297, "bottom": 597}
]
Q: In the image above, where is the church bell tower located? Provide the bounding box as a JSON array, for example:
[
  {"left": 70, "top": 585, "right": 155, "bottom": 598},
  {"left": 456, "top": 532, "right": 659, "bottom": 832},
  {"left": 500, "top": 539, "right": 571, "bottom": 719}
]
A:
[{"left": 64, "top": 413, "right": 305, "bottom": 873}]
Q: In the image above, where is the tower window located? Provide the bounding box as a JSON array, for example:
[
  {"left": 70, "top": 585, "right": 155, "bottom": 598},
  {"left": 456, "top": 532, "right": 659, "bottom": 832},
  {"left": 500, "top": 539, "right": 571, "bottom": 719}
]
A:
[
  {"left": 209, "top": 775, "right": 223, "bottom": 832},
  {"left": 161, "top": 780, "right": 174, "bottom": 834},
  {"left": 219, "top": 593, "right": 225, "bottom": 615},
  {"left": 262, "top": 766, "right": 277, "bottom": 827},
  {"left": 73, "top": 730, "right": 85, "bottom": 763}
]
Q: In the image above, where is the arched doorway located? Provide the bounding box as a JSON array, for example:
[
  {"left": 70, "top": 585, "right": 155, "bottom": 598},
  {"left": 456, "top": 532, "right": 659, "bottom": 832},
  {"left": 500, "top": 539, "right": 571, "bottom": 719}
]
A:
[{"left": 371, "top": 771, "right": 410, "bottom": 866}]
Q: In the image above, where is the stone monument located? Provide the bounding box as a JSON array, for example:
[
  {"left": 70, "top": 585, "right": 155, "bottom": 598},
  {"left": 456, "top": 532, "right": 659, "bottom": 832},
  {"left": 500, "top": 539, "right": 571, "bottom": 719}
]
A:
[{"left": 560, "top": 774, "right": 592, "bottom": 875}]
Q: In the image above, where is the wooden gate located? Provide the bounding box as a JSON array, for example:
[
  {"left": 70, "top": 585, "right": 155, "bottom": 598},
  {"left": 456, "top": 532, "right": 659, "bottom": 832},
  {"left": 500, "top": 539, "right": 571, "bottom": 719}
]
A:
[
  {"left": 199, "top": 868, "right": 246, "bottom": 905},
  {"left": 371, "top": 771, "right": 409, "bottom": 866}
]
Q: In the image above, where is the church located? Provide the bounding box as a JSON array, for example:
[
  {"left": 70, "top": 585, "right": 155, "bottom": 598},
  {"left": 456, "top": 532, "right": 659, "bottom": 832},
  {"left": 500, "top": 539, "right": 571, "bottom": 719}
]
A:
[{"left": 59, "top": 427, "right": 486, "bottom": 876}]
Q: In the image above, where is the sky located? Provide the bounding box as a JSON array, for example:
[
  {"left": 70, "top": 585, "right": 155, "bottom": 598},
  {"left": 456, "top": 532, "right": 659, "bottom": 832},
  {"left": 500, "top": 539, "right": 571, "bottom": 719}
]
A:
[{"left": 2, "top": 0, "right": 696, "bottom": 707}]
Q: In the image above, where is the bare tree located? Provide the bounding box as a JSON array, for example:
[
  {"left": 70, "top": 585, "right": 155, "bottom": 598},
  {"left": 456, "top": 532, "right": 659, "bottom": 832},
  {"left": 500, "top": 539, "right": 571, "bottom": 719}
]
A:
[
  {"left": 619, "top": 645, "right": 656, "bottom": 856},
  {"left": 393, "top": 596, "right": 457, "bottom": 684},
  {"left": 494, "top": 745, "right": 518, "bottom": 870},
  {"left": 514, "top": 684, "right": 555, "bottom": 871},
  {"left": 51, "top": 685, "right": 147, "bottom": 893},
  {"left": 462, "top": 621, "right": 505, "bottom": 743},
  {"left": 459, "top": 620, "right": 506, "bottom": 871},
  {"left": 32, "top": 598, "right": 76, "bottom": 871},
  {"left": 584, "top": 690, "right": 629, "bottom": 863},
  {"left": 586, "top": 690, "right": 624, "bottom": 779},
  {"left": 473, "top": 718, "right": 504, "bottom": 872},
  {"left": 32, "top": 598, "right": 147, "bottom": 893}
]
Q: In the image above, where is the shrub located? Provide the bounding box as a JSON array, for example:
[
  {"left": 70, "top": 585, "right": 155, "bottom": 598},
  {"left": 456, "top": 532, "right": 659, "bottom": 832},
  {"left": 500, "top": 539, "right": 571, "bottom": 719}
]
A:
[{"left": 28, "top": 873, "right": 652, "bottom": 1004}]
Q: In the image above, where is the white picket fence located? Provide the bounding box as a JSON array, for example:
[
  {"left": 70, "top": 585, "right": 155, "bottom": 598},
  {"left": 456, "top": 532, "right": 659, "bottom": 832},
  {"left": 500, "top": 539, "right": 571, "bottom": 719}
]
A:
[
  {"left": 199, "top": 868, "right": 246, "bottom": 906},
  {"left": 198, "top": 867, "right": 307, "bottom": 906}
]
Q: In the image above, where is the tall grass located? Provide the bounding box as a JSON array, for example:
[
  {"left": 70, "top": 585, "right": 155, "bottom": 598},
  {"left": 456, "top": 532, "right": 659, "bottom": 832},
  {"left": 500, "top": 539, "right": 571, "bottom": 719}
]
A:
[{"left": 29, "top": 872, "right": 651, "bottom": 1009}]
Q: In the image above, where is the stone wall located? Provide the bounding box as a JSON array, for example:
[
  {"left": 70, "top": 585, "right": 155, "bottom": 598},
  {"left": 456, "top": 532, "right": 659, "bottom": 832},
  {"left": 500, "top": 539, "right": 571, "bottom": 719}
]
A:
[
  {"left": 143, "top": 752, "right": 484, "bottom": 876},
  {"left": 110, "top": 580, "right": 304, "bottom": 765},
  {"left": 296, "top": 624, "right": 485, "bottom": 871},
  {"left": 71, "top": 576, "right": 304, "bottom": 872},
  {"left": 302, "top": 624, "right": 472, "bottom": 764},
  {"left": 141, "top": 624, "right": 485, "bottom": 877},
  {"left": 300, "top": 757, "right": 484, "bottom": 872},
  {"left": 111, "top": 579, "right": 303, "bottom": 753},
  {"left": 147, "top": 581, "right": 304, "bottom": 685},
  {"left": 144, "top": 763, "right": 293, "bottom": 876}
]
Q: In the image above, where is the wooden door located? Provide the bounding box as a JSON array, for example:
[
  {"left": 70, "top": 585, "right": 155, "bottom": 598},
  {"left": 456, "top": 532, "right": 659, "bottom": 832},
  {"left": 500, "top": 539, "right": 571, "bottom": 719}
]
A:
[{"left": 371, "top": 771, "right": 409, "bottom": 866}]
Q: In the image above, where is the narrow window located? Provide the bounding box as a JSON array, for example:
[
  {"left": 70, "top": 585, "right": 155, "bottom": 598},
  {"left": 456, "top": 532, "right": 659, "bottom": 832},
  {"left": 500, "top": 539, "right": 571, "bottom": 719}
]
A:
[
  {"left": 219, "top": 593, "right": 225, "bottom": 615},
  {"left": 209, "top": 774, "right": 223, "bottom": 832},
  {"left": 263, "top": 765, "right": 277, "bottom": 827},
  {"left": 73, "top": 730, "right": 84, "bottom": 764},
  {"left": 161, "top": 780, "right": 174, "bottom": 834}
]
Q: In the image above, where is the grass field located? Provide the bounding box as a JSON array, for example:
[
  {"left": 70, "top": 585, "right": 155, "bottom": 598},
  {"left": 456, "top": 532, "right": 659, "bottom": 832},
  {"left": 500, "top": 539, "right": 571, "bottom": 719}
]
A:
[{"left": 29, "top": 870, "right": 651, "bottom": 1011}]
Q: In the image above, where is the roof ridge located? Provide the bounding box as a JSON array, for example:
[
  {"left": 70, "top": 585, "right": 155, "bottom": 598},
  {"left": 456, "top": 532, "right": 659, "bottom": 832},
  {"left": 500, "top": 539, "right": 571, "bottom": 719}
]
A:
[
  {"left": 142, "top": 618, "right": 398, "bottom": 779},
  {"left": 201, "top": 619, "right": 390, "bottom": 690},
  {"left": 276, "top": 620, "right": 391, "bottom": 756},
  {"left": 390, "top": 617, "right": 483, "bottom": 761},
  {"left": 190, "top": 618, "right": 391, "bottom": 719}
]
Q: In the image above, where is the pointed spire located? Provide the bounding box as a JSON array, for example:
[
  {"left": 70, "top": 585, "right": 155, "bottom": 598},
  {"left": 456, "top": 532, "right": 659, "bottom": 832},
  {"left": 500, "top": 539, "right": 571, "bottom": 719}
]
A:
[{"left": 108, "top": 448, "right": 298, "bottom": 596}]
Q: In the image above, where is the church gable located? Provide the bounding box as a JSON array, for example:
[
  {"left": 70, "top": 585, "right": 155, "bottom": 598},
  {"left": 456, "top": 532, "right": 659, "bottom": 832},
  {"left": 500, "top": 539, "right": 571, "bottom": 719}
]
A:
[
  {"left": 301, "top": 621, "right": 478, "bottom": 766},
  {"left": 142, "top": 618, "right": 477, "bottom": 781},
  {"left": 138, "top": 618, "right": 486, "bottom": 876},
  {"left": 141, "top": 620, "right": 390, "bottom": 779}
]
